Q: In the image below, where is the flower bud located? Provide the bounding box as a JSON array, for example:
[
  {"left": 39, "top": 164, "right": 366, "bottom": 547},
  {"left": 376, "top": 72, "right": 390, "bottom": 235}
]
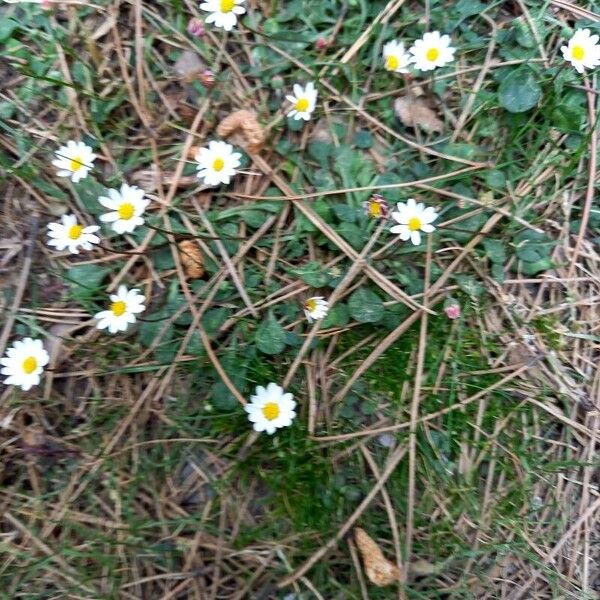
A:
[{"left": 187, "top": 18, "right": 205, "bottom": 38}]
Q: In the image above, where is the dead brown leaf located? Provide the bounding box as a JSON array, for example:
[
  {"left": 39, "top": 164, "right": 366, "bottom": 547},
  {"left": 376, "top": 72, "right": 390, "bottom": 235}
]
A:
[
  {"left": 354, "top": 527, "right": 402, "bottom": 586},
  {"left": 179, "top": 240, "right": 204, "bottom": 279},
  {"left": 217, "top": 110, "right": 265, "bottom": 154},
  {"left": 394, "top": 95, "right": 444, "bottom": 134}
]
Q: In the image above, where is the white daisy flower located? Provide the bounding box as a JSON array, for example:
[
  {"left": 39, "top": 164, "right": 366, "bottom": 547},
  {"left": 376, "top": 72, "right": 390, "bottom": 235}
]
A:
[
  {"left": 195, "top": 141, "right": 242, "bottom": 187},
  {"left": 98, "top": 183, "right": 149, "bottom": 235},
  {"left": 409, "top": 31, "right": 456, "bottom": 72},
  {"left": 561, "top": 29, "right": 600, "bottom": 74},
  {"left": 200, "top": 0, "right": 246, "bottom": 32},
  {"left": 304, "top": 296, "right": 329, "bottom": 323},
  {"left": 46, "top": 214, "right": 100, "bottom": 254},
  {"left": 52, "top": 140, "right": 96, "bottom": 183},
  {"left": 286, "top": 82, "right": 318, "bottom": 121},
  {"left": 390, "top": 198, "right": 438, "bottom": 246},
  {"left": 94, "top": 285, "right": 146, "bottom": 334},
  {"left": 383, "top": 40, "right": 411, "bottom": 73},
  {"left": 1, "top": 338, "right": 49, "bottom": 392},
  {"left": 244, "top": 383, "right": 296, "bottom": 435}
]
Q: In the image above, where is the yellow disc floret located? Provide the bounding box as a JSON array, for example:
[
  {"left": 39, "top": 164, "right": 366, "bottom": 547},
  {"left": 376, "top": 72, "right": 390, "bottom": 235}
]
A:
[
  {"left": 386, "top": 55, "right": 400, "bottom": 71},
  {"left": 408, "top": 217, "right": 422, "bottom": 231},
  {"left": 22, "top": 356, "right": 37, "bottom": 374},
  {"left": 68, "top": 224, "right": 83, "bottom": 240},
  {"left": 213, "top": 158, "right": 225, "bottom": 172},
  {"left": 70, "top": 156, "right": 84, "bottom": 172},
  {"left": 426, "top": 47, "right": 440, "bottom": 62},
  {"left": 111, "top": 300, "right": 127, "bottom": 317},
  {"left": 262, "top": 402, "right": 280, "bottom": 421},
  {"left": 572, "top": 45, "right": 585, "bottom": 60},
  {"left": 118, "top": 203, "right": 135, "bottom": 220},
  {"left": 295, "top": 97, "right": 309, "bottom": 112},
  {"left": 220, "top": 0, "right": 235, "bottom": 12}
]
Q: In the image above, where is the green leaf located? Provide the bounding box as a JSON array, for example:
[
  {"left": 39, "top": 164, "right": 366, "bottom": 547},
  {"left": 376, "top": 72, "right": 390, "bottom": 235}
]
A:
[
  {"left": 308, "top": 141, "right": 332, "bottom": 164},
  {"left": 212, "top": 381, "right": 241, "bottom": 410},
  {"left": 353, "top": 130, "right": 373, "bottom": 149},
  {"left": 485, "top": 169, "right": 506, "bottom": 188},
  {"left": 255, "top": 314, "right": 287, "bottom": 355},
  {"left": 290, "top": 261, "right": 330, "bottom": 287},
  {"left": 322, "top": 304, "right": 350, "bottom": 328},
  {"left": 0, "top": 18, "right": 17, "bottom": 43},
  {"left": 498, "top": 68, "right": 541, "bottom": 113},
  {"left": 348, "top": 288, "right": 384, "bottom": 323},
  {"left": 454, "top": 273, "right": 484, "bottom": 297},
  {"left": 456, "top": 0, "right": 486, "bottom": 17},
  {"left": 483, "top": 239, "right": 506, "bottom": 264},
  {"left": 521, "top": 257, "right": 553, "bottom": 275},
  {"left": 67, "top": 264, "right": 108, "bottom": 302}
]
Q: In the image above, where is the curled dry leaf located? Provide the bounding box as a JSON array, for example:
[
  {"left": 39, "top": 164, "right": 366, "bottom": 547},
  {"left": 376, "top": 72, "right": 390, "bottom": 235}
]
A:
[
  {"left": 179, "top": 240, "right": 204, "bottom": 279},
  {"left": 354, "top": 527, "right": 402, "bottom": 586},
  {"left": 394, "top": 95, "right": 444, "bottom": 134},
  {"left": 217, "top": 109, "right": 265, "bottom": 154}
]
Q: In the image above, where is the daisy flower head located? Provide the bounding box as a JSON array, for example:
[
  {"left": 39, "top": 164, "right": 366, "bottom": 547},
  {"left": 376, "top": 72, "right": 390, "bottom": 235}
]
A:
[
  {"left": 98, "top": 183, "right": 149, "bottom": 234},
  {"left": 286, "top": 81, "right": 318, "bottom": 121},
  {"left": 383, "top": 40, "right": 411, "bottom": 73},
  {"left": 304, "top": 296, "right": 329, "bottom": 323},
  {"left": 364, "top": 194, "right": 389, "bottom": 219},
  {"left": 195, "top": 141, "right": 242, "bottom": 187},
  {"left": 1, "top": 338, "right": 49, "bottom": 392},
  {"left": 200, "top": 0, "right": 246, "bottom": 32},
  {"left": 409, "top": 31, "right": 455, "bottom": 72},
  {"left": 94, "top": 285, "right": 146, "bottom": 334},
  {"left": 46, "top": 214, "right": 100, "bottom": 254},
  {"left": 561, "top": 29, "right": 600, "bottom": 73},
  {"left": 390, "top": 198, "right": 438, "bottom": 246},
  {"left": 52, "top": 140, "right": 96, "bottom": 183},
  {"left": 244, "top": 383, "right": 296, "bottom": 435}
]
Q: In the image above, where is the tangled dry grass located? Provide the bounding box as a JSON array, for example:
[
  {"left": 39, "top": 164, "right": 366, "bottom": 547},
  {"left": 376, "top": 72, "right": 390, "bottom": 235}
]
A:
[{"left": 1, "top": 0, "right": 600, "bottom": 599}]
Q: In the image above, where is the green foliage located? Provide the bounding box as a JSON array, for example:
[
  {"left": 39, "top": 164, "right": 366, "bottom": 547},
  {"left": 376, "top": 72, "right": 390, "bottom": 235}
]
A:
[
  {"left": 498, "top": 68, "right": 542, "bottom": 113},
  {"left": 348, "top": 288, "right": 384, "bottom": 323}
]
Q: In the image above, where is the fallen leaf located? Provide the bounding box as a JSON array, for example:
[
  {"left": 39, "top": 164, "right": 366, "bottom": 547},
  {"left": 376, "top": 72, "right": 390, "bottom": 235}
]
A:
[
  {"left": 394, "top": 95, "right": 444, "bottom": 134},
  {"left": 217, "top": 110, "right": 265, "bottom": 154},
  {"left": 179, "top": 240, "right": 204, "bottom": 279},
  {"left": 354, "top": 527, "right": 402, "bottom": 586}
]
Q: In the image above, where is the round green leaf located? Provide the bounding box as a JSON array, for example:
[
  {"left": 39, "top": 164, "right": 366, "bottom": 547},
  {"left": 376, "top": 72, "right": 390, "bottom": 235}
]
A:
[
  {"left": 348, "top": 288, "right": 384, "bottom": 323},
  {"left": 498, "top": 69, "right": 541, "bottom": 113},
  {"left": 255, "top": 314, "right": 287, "bottom": 355}
]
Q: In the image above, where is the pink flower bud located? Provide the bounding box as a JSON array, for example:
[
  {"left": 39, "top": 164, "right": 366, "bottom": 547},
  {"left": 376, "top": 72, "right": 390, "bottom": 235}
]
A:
[
  {"left": 315, "top": 37, "right": 329, "bottom": 50},
  {"left": 40, "top": 0, "right": 53, "bottom": 9},
  {"left": 187, "top": 18, "right": 205, "bottom": 38},
  {"left": 199, "top": 69, "right": 215, "bottom": 88},
  {"left": 444, "top": 304, "right": 460, "bottom": 320}
]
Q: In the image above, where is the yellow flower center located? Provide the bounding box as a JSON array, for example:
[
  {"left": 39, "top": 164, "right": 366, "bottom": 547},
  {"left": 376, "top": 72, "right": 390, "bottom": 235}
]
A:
[
  {"left": 305, "top": 298, "right": 317, "bottom": 312},
  {"left": 369, "top": 202, "right": 382, "bottom": 217},
  {"left": 572, "top": 45, "right": 585, "bottom": 61},
  {"left": 111, "top": 300, "right": 127, "bottom": 317},
  {"left": 408, "top": 217, "right": 422, "bottom": 231},
  {"left": 70, "top": 156, "right": 84, "bottom": 172},
  {"left": 68, "top": 224, "right": 83, "bottom": 240},
  {"left": 262, "top": 402, "right": 280, "bottom": 421},
  {"left": 118, "top": 203, "right": 135, "bottom": 220},
  {"left": 295, "top": 97, "right": 309, "bottom": 112},
  {"left": 386, "top": 55, "right": 400, "bottom": 70},
  {"left": 426, "top": 47, "right": 440, "bottom": 62},
  {"left": 22, "top": 356, "right": 37, "bottom": 374},
  {"left": 220, "top": 0, "right": 235, "bottom": 12},
  {"left": 213, "top": 158, "right": 225, "bottom": 172}
]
